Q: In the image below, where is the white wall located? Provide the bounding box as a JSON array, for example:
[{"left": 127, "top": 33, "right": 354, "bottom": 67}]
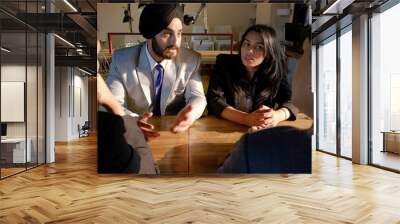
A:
[
  {"left": 97, "top": 3, "right": 141, "bottom": 41},
  {"left": 1, "top": 65, "right": 29, "bottom": 138},
  {"left": 256, "top": 3, "right": 294, "bottom": 41},
  {"left": 256, "top": 4, "right": 272, "bottom": 25},
  {"left": 55, "top": 66, "right": 69, "bottom": 141},
  {"left": 97, "top": 3, "right": 143, "bottom": 50},
  {"left": 54, "top": 67, "right": 89, "bottom": 141},
  {"left": 183, "top": 3, "right": 256, "bottom": 41},
  {"left": 97, "top": 3, "right": 256, "bottom": 42}
]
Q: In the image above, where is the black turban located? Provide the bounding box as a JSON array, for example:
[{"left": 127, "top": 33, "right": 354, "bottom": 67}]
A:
[{"left": 139, "top": 4, "right": 183, "bottom": 39}]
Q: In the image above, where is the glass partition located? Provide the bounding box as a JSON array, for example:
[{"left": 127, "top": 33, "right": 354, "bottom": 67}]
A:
[
  {"left": 0, "top": 0, "right": 46, "bottom": 179},
  {"left": 1, "top": 31, "right": 28, "bottom": 177}
]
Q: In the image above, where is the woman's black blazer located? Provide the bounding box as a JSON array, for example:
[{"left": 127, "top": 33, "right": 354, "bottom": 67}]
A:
[{"left": 207, "top": 54, "right": 298, "bottom": 120}]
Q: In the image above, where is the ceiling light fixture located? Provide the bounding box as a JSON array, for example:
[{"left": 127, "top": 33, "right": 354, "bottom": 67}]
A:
[
  {"left": 54, "top": 34, "right": 75, "bottom": 48},
  {"left": 78, "top": 67, "right": 93, "bottom": 76},
  {"left": 1, "top": 47, "right": 11, "bottom": 53},
  {"left": 322, "top": 0, "right": 354, "bottom": 15},
  {"left": 63, "top": 0, "right": 78, "bottom": 12}
]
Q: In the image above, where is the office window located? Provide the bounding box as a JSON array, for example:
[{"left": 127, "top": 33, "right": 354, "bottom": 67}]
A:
[
  {"left": 370, "top": 2, "right": 400, "bottom": 171},
  {"left": 339, "top": 27, "right": 352, "bottom": 158},
  {"left": 317, "top": 35, "right": 337, "bottom": 155}
]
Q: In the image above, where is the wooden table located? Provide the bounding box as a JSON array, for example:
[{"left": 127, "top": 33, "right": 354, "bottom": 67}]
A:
[{"left": 148, "top": 114, "right": 313, "bottom": 174}]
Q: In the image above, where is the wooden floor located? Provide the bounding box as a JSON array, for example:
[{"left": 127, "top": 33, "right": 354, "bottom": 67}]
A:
[
  {"left": 1, "top": 163, "right": 45, "bottom": 178},
  {"left": 1, "top": 134, "right": 400, "bottom": 223},
  {"left": 1, "top": 167, "right": 26, "bottom": 178},
  {"left": 372, "top": 150, "right": 400, "bottom": 171}
]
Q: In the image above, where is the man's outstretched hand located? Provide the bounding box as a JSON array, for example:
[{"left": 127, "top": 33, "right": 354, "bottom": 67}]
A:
[
  {"left": 138, "top": 112, "right": 160, "bottom": 140},
  {"left": 170, "top": 105, "right": 195, "bottom": 133}
]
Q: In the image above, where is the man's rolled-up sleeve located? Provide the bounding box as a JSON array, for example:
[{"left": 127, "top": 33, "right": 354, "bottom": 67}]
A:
[{"left": 185, "top": 55, "right": 207, "bottom": 120}]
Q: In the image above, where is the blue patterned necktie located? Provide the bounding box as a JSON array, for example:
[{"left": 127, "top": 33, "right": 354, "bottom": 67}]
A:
[{"left": 152, "top": 64, "right": 164, "bottom": 116}]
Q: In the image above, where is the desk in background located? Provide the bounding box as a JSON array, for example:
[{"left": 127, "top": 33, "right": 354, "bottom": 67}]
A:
[
  {"left": 382, "top": 131, "right": 400, "bottom": 154},
  {"left": 1, "top": 138, "right": 32, "bottom": 164},
  {"left": 98, "top": 49, "right": 235, "bottom": 65},
  {"left": 148, "top": 114, "right": 313, "bottom": 174},
  {"left": 198, "top": 50, "right": 237, "bottom": 65}
]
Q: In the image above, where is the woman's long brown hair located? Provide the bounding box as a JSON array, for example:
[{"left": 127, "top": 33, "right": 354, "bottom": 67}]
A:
[{"left": 238, "top": 24, "right": 288, "bottom": 107}]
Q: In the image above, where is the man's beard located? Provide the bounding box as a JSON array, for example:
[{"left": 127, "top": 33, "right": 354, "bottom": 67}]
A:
[{"left": 151, "top": 38, "right": 179, "bottom": 59}]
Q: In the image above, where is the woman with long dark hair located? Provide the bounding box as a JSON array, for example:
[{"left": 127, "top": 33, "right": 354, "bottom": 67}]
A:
[{"left": 207, "top": 24, "right": 298, "bottom": 131}]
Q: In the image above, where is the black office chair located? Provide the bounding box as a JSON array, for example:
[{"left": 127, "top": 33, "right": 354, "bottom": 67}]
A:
[{"left": 78, "top": 121, "right": 90, "bottom": 138}]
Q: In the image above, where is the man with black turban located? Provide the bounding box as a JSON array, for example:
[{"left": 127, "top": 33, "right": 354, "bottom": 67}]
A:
[{"left": 107, "top": 4, "right": 207, "bottom": 139}]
